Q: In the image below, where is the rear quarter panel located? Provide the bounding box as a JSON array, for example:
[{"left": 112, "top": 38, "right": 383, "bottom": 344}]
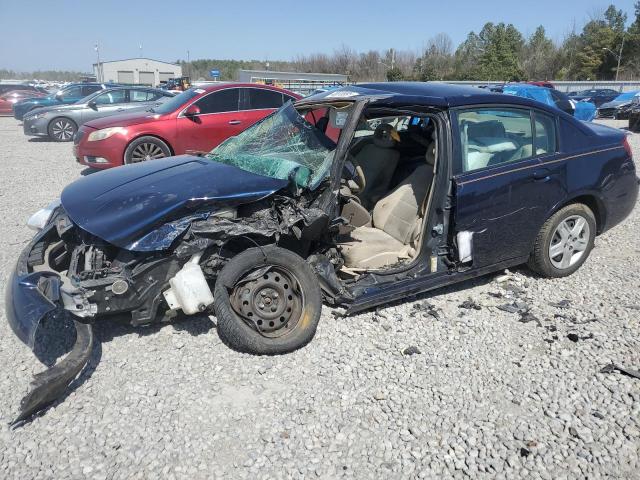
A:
[{"left": 551, "top": 119, "right": 637, "bottom": 232}]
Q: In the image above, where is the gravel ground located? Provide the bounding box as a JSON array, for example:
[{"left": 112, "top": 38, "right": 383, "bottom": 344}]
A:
[{"left": 0, "top": 117, "right": 638, "bottom": 479}]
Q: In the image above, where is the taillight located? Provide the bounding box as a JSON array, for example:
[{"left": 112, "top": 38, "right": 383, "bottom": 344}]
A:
[{"left": 623, "top": 135, "right": 633, "bottom": 162}]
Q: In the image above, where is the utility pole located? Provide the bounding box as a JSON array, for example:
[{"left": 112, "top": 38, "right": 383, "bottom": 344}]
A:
[
  {"left": 603, "top": 34, "right": 625, "bottom": 82},
  {"left": 615, "top": 35, "right": 624, "bottom": 82},
  {"left": 391, "top": 48, "right": 395, "bottom": 71},
  {"left": 186, "top": 50, "right": 190, "bottom": 78},
  {"left": 94, "top": 43, "right": 101, "bottom": 82}
]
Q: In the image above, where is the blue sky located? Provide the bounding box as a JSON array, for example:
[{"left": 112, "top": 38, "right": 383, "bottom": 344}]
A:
[{"left": 0, "top": 0, "right": 637, "bottom": 72}]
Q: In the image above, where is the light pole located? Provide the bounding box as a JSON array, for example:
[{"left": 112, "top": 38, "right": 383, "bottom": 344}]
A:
[
  {"left": 603, "top": 35, "right": 625, "bottom": 82},
  {"left": 94, "top": 43, "right": 101, "bottom": 82}
]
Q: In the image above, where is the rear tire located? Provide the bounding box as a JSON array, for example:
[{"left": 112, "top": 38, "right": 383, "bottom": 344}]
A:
[
  {"left": 527, "top": 203, "right": 596, "bottom": 278},
  {"left": 48, "top": 117, "right": 77, "bottom": 142},
  {"left": 214, "top": 246, "right": 322, "bottom": 355},
  {"left": 124, "top": 136, "right": 171, "bottom": 164}
]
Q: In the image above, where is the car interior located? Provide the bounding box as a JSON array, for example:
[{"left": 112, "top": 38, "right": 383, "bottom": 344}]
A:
[
  {"left": 457, "top": 110, "right": 551, "bottom": 172},
  {"left": 307, "top": 107, "right": 439, "bottom": 272}
]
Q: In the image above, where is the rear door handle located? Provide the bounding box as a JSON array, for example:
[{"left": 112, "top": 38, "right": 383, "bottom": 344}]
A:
[
  {"left": 228, "top": 120, "right": 242, "bottom": 125},
  {"left": 116, "top": 108, "right": 126, "bottom": 112},
  {"left": 532, "top": 169, "right": 551, "bottom": 181}
]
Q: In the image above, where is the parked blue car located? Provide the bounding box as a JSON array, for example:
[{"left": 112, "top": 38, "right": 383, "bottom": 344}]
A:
[
  {"left": 7, "top": 82, "right": 638, "bottom": 422},
  {"left": 12, "top": 83, "right": 115, "bottom": 120},
  {"left": 503, "top": 84, "right": 597, "bottom": 121}
]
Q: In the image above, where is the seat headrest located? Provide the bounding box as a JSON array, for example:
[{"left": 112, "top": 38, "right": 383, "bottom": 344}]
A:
[
  {"left": 426, "top": 141, "right": 436, "bottom": 166},
  {"left": 372, "top": 124, "right": 398, "bottom": 149}
]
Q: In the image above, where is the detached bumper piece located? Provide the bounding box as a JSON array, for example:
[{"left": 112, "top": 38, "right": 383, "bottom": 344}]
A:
[
  {"left": 6, "top": 226, "right": 95, "bottom": 424},
  {"left": 13, "top": 320, "right": 93, "bottom": 425}
]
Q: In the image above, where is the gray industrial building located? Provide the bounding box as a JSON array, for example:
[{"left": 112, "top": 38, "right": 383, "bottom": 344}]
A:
[
  {"left": 93, "top": 58, "right": 182, "bottom": 86},
  {"left": 238, "top": 69, "right": 348, "bottom": 95}
]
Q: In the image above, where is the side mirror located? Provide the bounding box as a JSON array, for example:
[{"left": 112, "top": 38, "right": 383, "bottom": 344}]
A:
[
  {"left": 184, "top": 104, "right": 200, "bottom": 119},
  {"left": 87, "top": 100, "right": 98, "bottom": 110},
  {"left": 55, "top": 92, "right": 63, "bottom": 101}
]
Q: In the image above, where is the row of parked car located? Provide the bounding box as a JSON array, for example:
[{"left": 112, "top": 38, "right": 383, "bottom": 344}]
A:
[
  {"left": 5, "top": 81, "right": 301, "bottom": 167},
  {"left": 5, "top": 80, "right": 640, "bottom": 173}
]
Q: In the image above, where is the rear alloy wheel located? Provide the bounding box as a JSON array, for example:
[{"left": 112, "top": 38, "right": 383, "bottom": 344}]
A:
[
  {"left": 48, "top": 117, "right": 77, "bottom": 142},
  {"left": 124, "top": 136, "right": 171, "bottom": 164},
  {"left": 528, "top": 203, "right": 596, "bottom": 278},
  {"left": 214, "top": 246, "right": 322, "bottom": 355}
]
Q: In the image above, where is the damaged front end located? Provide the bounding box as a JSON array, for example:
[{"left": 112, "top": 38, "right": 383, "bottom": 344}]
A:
[
  {"left": 7, "top": 102, "right": 352, "bottom": 422},
  {"left": 7, "top": 191, "right": 336, "bottom": 422}
]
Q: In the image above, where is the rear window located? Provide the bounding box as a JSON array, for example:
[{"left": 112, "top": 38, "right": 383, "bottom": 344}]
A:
[{"left": 246, "top": 88, "right": 287, "bottom": 110}]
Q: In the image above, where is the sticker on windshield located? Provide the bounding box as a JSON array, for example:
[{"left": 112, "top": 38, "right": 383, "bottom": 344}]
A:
[
  {"left": 326, "top": 90, "right": 359, "bottom": 98},
  {"left": 194, "top": 89, "right": 206, "bottom": 94}
]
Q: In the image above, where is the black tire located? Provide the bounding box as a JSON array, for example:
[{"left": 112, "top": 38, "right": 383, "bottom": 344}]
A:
[
  {"left": 214, "top": 246, "right": 322, "bottom": 355},
  {"left": 48, "top": 117, "right": 77, "bottom": 142},
  {"left": 124, "top": 136, "right": 171, "bottom": 164},
  {"left": 527, "top": 203, "right": 596, "bottom": 278}
]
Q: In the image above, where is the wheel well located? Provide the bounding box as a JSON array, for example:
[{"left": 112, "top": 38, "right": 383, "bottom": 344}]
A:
[
  {"left": 557, "top": 195, "right": 606, "bottom": 234},
  {"left": 48, "top": 116, "right": 77, "bottom": 130},
  {"left": 127, "top": 134, "right": 174, "bottom": 156},
  {"left": 123, "top": 134, "right": 175, "bottom": 164}
]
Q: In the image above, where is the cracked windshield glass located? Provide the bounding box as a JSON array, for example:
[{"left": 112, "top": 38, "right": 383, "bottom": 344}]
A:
[{"left": 206, "top": 102, "right": 339, "bottom": 188}]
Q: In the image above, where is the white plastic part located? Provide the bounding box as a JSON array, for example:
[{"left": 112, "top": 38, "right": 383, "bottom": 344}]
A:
[
  {"left": 457, "top": 231, "right": 474, "bottom": 263},
  {"left": 163, "top": 258, "right": 214, "bottom": 315},
  {"left": 27, "top": 198, "right": 61, "bottom": 231}
]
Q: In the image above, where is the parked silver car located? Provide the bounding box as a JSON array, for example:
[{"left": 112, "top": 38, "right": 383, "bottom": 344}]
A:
[{"left": 22, "top": 87, "right": 175, "bottom": 141}]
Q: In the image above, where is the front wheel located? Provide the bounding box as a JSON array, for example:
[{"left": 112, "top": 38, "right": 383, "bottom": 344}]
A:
[
  {"left": 124, "top": 136, "right": 171, "bottom": 164},
  {"left": 214, "top": 246, "right": 322, "bottom": 355},
  {"left": 527, "top": 203, "right": 596, "bottom": 278},
  {"left": 48, "top": 117, "right": 77, "bottom": 142}
]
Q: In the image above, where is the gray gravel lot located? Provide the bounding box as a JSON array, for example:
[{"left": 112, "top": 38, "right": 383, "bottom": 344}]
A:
[{"left": 0, "top": 116, "right": 638, "bottom": 479}]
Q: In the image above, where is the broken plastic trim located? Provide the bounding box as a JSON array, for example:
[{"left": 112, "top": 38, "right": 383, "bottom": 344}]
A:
[{"left": 12, "top": 320, "right": 94, "bottom": 426}]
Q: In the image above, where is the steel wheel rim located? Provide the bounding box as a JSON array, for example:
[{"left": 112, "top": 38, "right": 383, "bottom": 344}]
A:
[
  {"left": 130, "top": 142, "right": 166, "bottom": 163},
  {"left": 52, "top": 120, "right": 74, "bottom": 140},
  {"left": 230, "top": 266, "right": 304, "bottom": 338},
  {"left": 549, "top": 215, "right": 590, "bottom": 269}
]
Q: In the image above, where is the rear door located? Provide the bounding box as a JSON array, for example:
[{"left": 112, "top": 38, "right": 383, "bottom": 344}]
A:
[
  {"left": 451, "top": 106, "right": 565, "bottom": 268},
  {"left": 127, "top": 89, "right": 163, "bottom": 112},
  {"left": 175, "top": 87, "right": 243, "bottom": 152}
]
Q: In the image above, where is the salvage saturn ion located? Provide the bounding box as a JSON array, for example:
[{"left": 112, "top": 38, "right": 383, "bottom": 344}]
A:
[{"left": 7, "top": 83, "right": 638, "bottom": 422}]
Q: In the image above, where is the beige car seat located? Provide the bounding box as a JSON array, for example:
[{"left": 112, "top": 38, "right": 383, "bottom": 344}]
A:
[
  {"left": 339, "top": 142, "right": 436, "bottom": 269},
  {"left": 354, "top": 124, "right": 400, "bottom": 209}
]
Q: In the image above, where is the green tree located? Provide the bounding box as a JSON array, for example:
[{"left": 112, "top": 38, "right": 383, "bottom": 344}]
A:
[
  {"left": 522, "top": 26, "right": 558, "bottom": 80},
  {"left": 476, "top": 23, "right": 525, "bottom": 80},
  {"left": 386, "top": 67, "right": 404, "bottom": 82}
]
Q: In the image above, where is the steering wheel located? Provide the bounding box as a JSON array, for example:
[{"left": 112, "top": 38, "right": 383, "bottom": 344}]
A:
[{"left": 344, "top": 155, "right": 366, "bottom": 193}]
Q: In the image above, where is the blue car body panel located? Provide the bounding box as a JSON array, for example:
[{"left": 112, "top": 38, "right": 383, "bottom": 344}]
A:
[
  {"left": 5, "top": 226, "right": 62, "bottom": 348},
  {"left": 60, "top": 155, "right": 289, "bottom": 250}
]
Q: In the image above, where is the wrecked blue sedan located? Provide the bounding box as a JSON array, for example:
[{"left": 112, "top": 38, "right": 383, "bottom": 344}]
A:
[{"left": 6, "top": 83, "right": 638, "bottom": 422}]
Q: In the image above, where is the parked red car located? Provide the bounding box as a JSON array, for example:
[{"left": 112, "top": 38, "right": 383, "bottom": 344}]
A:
[
  {"left": 74, "top": 84, "right": 301, "bottom": 168},
  {"left": 0, "top": 90, "right": 46, "bottom": 115}
]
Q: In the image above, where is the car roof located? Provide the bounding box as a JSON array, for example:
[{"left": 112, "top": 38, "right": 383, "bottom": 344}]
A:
[
  {"left": 196, "top": 82, "right": 297, "bottom": 94},
  {"left": 303, "top": 82, "right": 558, "bottom": 112}
]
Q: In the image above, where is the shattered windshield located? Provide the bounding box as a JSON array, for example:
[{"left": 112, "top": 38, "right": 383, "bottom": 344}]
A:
[{"left": 206, "top": 102, "right": 338, "bottom": 189}]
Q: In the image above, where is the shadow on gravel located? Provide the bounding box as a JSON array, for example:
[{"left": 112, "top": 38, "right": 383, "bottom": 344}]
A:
[
  {"left": 28, "top": 137, "right": 58, "bottom": 143},
  {"left": 80, "top": 167, "right": 100, "bottom": 176}
]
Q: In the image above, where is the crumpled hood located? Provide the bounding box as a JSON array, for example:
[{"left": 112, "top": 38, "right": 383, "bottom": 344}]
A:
[{"left": 61, "top": 155, "right": 289, "bottom": 250}]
